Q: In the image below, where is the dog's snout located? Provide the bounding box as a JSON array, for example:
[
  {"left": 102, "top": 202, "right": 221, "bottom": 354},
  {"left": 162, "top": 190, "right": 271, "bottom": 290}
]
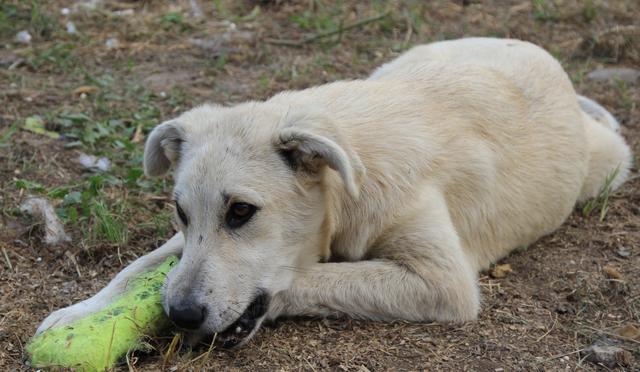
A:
[{"left": 168, "top": 301, "right": 207, "bottom": 330}]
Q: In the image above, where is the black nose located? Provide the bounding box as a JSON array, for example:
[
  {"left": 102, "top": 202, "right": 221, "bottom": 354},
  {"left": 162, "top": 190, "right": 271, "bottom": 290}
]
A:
[{"left": 169, "top": 302, "right": 206, "bottom": 330}]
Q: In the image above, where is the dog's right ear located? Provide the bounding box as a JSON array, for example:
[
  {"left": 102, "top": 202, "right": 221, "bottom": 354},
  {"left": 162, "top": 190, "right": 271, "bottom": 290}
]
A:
[{"left": 144, "top": 120, "right": 184, "bottom": 177}]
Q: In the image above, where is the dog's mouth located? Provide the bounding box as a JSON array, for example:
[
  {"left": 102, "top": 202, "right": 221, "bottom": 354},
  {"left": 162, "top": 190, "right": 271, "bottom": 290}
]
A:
[{"left": 218, "top": 291, "right": 269, "bottom": 348}]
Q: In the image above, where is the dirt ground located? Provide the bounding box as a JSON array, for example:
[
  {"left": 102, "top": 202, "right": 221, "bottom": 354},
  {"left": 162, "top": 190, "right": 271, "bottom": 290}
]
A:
[{"left": 1, "top": 0, "right": 639, "bottom": 370}]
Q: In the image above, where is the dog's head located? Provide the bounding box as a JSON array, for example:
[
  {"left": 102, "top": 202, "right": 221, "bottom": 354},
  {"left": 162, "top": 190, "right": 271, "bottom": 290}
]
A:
[{"left": 144, "top": 103, "right": 363, "bottom": 346}]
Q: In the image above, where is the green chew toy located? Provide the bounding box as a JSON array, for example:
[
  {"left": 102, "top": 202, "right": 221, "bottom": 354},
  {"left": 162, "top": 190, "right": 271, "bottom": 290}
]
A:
[{"left": 27, "top": 256, "right": 179, "bottom": 371}]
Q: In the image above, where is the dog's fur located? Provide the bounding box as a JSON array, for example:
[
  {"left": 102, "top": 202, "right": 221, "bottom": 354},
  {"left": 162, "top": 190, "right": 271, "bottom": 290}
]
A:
[{"left": 36, "top": 38, "right": 632, "bottom": 346}]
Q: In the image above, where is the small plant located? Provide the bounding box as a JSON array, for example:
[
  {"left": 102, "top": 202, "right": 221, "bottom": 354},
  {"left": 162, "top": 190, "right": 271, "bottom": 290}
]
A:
[
  {"left": 582, "top": 166, "right": 620, "bottom": 222},
  {"left": 532, "top": 0, "right": 558, "bottom": 22},
  {"left": 160, "top": 11, "right": 192, "bottom": 32}
]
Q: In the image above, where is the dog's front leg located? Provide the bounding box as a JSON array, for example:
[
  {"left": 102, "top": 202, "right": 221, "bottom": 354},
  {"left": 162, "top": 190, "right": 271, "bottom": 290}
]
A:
[
  {"left": 268, "top": 189, "right": 480, "bottom": 323},
  {"left": 35, "top": 232, "right": 184, "bottom": 334}
]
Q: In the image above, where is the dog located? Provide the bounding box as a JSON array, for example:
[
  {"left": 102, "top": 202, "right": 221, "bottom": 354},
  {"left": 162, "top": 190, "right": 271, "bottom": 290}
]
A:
[{"left": 36, "top": 38, "right": 632, "bottom": 347}]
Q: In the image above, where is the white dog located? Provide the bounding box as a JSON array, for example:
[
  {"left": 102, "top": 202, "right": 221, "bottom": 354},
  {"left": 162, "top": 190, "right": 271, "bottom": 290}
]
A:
[{"left": 36, "top": 38, "right": 632, "bottom": 347}]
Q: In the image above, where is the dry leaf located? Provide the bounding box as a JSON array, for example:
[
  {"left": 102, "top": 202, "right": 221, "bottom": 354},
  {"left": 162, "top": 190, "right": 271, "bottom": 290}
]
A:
[
  {"left": 131, "top": 124, "right": 145, "bottom": 144},
  {"left": 490, "top": 264, "right": 512, "bottom": 279},
  {"left": 73, "top": 86, "right": 99, "bottom": 95},
  {"left": 616, "top": 324, "right": 640, "bottom": 340},
  {"left": 603, "top": 265, "right": 622, "bottom": 279}
]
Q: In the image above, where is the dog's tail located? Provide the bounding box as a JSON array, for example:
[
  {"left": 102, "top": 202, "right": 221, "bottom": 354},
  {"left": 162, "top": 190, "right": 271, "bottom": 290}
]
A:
[
  {"left": 578, "top": 95, "right": 632, "bottom": 202},
  {"left": 578, "top": 95, "right": 620, "bottom": 132}
]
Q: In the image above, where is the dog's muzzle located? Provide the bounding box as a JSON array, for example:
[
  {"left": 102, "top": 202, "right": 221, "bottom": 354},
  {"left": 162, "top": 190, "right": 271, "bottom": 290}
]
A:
[{"left": 219, "top": 291, "right": 270, "bottom": 348}]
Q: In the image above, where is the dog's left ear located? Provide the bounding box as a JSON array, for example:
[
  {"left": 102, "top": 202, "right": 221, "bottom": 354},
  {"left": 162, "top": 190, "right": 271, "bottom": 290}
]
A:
[{"left": 277, "top": 114, "right": 365, "bottom": 198}]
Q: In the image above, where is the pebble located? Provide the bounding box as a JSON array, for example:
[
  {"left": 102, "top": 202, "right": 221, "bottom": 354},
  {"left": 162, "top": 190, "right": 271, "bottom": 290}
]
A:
[
  {"left": 587, "top": 68, "right": 640, "bottom": 83},
  {"left": 105, "top": 38, "right": 119, "bottom": 50},
  {"left": 112, "top": 9, "right": 134, "bottom": 17},
  {"left": 581, "top": 343, "right": 634, "bottom": 368},
  {"left": 78, "top": 153, "right": 111, "bottom": 172},
  {"left": 616, "top": 246, "right": 630, "bottom": 258},
  {"left": 66, "top": 21, "right": 77, "bottom": 34},
  {"left": 15, "top": 30, "right": 32, "bottom": 44}
]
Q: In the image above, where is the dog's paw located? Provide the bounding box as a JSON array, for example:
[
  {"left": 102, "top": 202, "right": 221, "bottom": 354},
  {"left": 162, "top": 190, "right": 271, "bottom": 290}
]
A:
[{"left": 35, "top": 300, "right": 101, "bottom": 335}]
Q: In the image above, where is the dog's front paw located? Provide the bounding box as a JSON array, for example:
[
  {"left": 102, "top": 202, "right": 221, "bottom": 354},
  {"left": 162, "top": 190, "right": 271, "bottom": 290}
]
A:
[{"left": 35, "top": 300, "right": 101, "bottom": 335}]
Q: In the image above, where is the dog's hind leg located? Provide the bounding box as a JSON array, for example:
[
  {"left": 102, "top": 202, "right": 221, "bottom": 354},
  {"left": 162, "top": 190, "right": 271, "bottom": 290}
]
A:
[
  {"left": 35, "top": 232, "right": 184, "bottom": 334},
  {"left": 267, "top": 187, "right": 480, "bottom": 323}
]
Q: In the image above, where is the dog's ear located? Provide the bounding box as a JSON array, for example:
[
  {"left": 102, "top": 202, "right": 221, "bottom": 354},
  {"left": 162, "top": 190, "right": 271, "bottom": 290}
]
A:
[
  {"left": 277, "top": 114, "right": 365, "bottom": 198},
  {"left": 144, "top": 120, "right": 185, "bottom": 177}
]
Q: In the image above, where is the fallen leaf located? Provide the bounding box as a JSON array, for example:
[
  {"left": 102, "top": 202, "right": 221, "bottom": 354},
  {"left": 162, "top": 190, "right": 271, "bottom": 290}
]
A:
[
  {"left": 616, "top": 324, "right": 640, "bottom": 340},
  {"left": 23, "top": 116, "right": 60, "bottom": 139},
  {"left": 616, "top": 246, "right": 631, "bottom": 258},
  {"left": 77, "top": 153, "right": 111, "bottom": 172},
  {"left": 603, "top": 265, "right": 622, "bottom": 279},
  {"left": 490, "top": 264, "right": 512, "bottom": 279},
  {"left": 73, "top": 86, "right": 99, "bottom": 95},
  {"left": 131, "top": 124, "right": 144, "bottom": 143}
]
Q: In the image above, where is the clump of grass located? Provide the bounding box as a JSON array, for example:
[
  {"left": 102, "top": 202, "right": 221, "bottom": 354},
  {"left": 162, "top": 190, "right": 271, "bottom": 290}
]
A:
[
  {"left": 0, "top": 1, "right": 56, "bottom": 39},
  {"left": 582, "top": 166, "right": 620, "bottom": 222},
  {"left": 91, "top": 200, "right": 128, "bottom": 245}
]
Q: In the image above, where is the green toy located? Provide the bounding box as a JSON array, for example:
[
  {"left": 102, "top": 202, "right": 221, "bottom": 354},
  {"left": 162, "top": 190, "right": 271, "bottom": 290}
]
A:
[{"left": 27, "top": 256, "right": 179, "bottom": 371}]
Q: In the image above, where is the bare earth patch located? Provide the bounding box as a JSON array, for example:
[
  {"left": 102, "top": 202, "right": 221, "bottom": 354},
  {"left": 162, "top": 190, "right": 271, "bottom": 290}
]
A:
[{"left": 0, "top": 0, "right": 638, "bottom": 370}]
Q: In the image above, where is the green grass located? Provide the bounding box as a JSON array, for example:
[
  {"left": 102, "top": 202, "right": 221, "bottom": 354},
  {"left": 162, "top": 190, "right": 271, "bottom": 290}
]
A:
[
  {"left": 91, "top": 200, "right": 128, "bottom": 245},
  {"left": 27, "top": 42, "right": 77, "bottom": 72},
  {"left": 10, "top": 68, "right": 176, "bottom": 248},
  {"left": 582, "top": 166, "right": 621, "bottom": 222},
  {"left": 614, "top": 80, "right": 634, "bottom": 111},
  {"left": 0, "top": 1, "right": 58, "bottom": 40},
  {"left": 582, "top": 0, "right": 598, "bottom": 23}
]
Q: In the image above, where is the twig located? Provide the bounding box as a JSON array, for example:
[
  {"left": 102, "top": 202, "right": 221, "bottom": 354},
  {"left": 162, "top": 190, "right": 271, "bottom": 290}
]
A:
[
  {"left": 593, "top": 25, "right": 640, "bottom": 40},
  {"left": 65, "top": 250, "right": 82, "bottom": 278},
  {"left": 540, "top": 348, "right": 586, "bottom": 363},
  {"left": 582, "top": 326, "right": 640, "bottom": 344},
  {"left": 2, "top": 248, "right": 12, "bottom": 271},
  {"left": 265, "top": 11, "right": 390, "bottom": 47},
  {"left": 181, "top": 333, "right": 217, "bottom": 367},
  {"left": 536, "top": 313, "right": 558, "bottom": 342}
]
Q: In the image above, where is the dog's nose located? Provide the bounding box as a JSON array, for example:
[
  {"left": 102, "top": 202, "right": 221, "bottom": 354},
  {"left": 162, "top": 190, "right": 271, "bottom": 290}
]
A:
[{"left": 168, "top": 302, "right": 206, "bottom": 330}]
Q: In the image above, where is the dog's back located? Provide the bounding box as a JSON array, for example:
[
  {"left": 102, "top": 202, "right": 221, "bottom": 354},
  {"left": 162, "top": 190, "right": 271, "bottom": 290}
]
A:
[{"left": 271, "top": 38, "right": 632, "bottom": 270}]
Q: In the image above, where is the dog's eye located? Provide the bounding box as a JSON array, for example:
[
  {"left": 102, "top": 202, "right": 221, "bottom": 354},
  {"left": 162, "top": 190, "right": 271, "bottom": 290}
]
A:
[
  {"left": 226, "top": 202, "right": 256, "bottom": 229},
  {"left": 175, "top": 202, "right": 188, "bottom": 226}
]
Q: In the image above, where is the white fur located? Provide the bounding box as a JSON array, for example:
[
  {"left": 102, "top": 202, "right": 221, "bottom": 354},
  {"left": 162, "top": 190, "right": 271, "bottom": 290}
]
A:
[{"left": 37, "top": 38, "right": 632, "bottom": 345}]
